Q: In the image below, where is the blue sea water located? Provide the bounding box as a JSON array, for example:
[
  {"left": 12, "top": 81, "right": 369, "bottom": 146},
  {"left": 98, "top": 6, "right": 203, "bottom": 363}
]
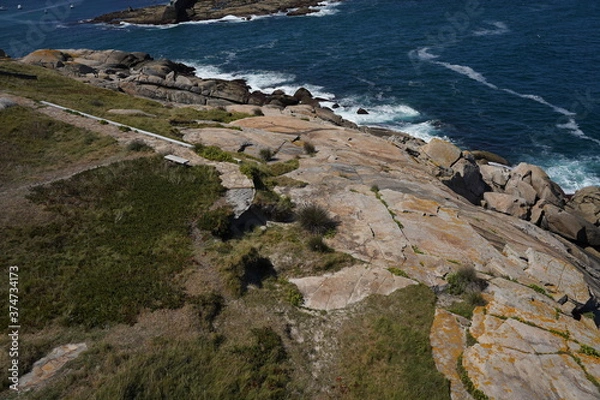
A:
[{"left": 1, "top": 0, "right": 599, "bottom": 192}]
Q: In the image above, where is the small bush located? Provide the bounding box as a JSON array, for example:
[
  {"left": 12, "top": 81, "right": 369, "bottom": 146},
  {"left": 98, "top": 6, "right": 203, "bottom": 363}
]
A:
[
  {"left": 195, "top": 143, "right": 235, "bottom": 163},
  {"left": 119, "top": 125, "right": 131, "bottom": 132},
  {"left": 307, "top": 235, "right": 332, "bottom": 253},
  {"left": 253, "top": 192, "right": 294, "bottom": 222},
  {"left": 279, "top": 279, "right": 304, "bottom": 307},
  {"left": 126, "top": 139, "right": 152, "bottom": 152},
  {"left": 446, "top": 266, "right": 485, "bottom": 295},
  {"left": 296, "top": 203, "right": 338, "bottom": 235},
  {"left": 99, "top": 119, "right": 108, "bottom": 125},
  {"left": 259, "top": 148, "right": 274, "bottom": 162},
  {"left": 303, "top": 141, "right": 316, "bottom": 155},
  {"left": 220, "top": 246, "right": 274, "bottom": 297},
  {"left": 253, "top": 108, "right": 264, "bottom": 116},
  {"left": 197, "top": 206, "right": 234, "bottom": 238}
]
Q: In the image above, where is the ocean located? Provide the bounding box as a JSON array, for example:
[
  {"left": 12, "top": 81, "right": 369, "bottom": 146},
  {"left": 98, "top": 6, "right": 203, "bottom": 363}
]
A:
[{"left": 1, "top": 0, "right": 599, "bottom": 193}]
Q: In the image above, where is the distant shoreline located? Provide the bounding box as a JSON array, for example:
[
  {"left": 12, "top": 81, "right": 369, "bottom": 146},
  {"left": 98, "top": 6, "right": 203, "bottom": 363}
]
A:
[{"left": 90, "top": 0, "right": 341, "bottom": 26}]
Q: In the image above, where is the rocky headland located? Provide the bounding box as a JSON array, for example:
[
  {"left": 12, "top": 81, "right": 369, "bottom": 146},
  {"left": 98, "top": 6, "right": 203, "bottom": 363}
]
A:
[
  {"left": 91, "top": 0, "right": 337, "bottom": 25},
  {"left": 4, "top": 48, "right": 600, "bottom": 398}
]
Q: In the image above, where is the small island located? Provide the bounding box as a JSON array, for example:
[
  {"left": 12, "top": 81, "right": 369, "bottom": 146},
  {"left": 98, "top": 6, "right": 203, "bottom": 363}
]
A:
[{"left": 91, "top": 0, "right": 339, "bottom": 25}]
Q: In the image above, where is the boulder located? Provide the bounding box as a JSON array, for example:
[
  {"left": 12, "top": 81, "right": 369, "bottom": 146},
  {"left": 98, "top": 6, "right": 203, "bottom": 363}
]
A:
[
  {"left": 470, "top": 149, "right": 510, "bottom": 166},
  {"left": 357, "top": 107, "right": 369, "bottom": 115},
  {"left": 511, "top": 163, "right": 566, "bottom": 207},
  {"left": 421, "top": 138, "right": 462, "bottom": 169},
  {"left": 567, "top": 186, "right": 600, "bottom": 226},
  {"left": 442, "top": 158, "right": 489, "bottom": 204},
  {"left": 21, "top": 49, "right": 71, "bottom": 69},
  {"left": 480, "top": 163, "right": 510, "bottom": 190},
  {"left": 0, "top": 98, "right": 17, "bottom": 110},
  {"left": 483, "top": 192, "right": 530, "bottom": 220},
  {"left": 504, "top": 178, "right": 538, "bottom": 205},
  {"left": 293, "top": 87, "right": 319, "bottom": 107},
  {"left": 540, "top": 203, "right": 600, "bottom": 248},
  {"left": 315, "top": 107, "right": 343, "bottom": 126},
  {"left": 0, "top": 49, "right": 8, "bottom": 58}
]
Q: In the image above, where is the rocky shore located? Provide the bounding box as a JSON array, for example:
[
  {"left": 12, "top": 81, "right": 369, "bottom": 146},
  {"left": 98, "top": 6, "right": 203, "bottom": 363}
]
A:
[
  {"left": 5, "top": 48, "right": 600, "bottom": 398},
  {"left": 91, "top": 0, "right": 338, "bottom": 25},
  {"left": 18, "top": 48, "right": 600, "bottom": 258}
]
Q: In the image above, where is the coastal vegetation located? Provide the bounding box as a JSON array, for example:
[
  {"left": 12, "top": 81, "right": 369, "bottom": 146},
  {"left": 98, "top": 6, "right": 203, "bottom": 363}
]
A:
[{"left": 0, "top": 60, "right": 252, "bottom": 141}]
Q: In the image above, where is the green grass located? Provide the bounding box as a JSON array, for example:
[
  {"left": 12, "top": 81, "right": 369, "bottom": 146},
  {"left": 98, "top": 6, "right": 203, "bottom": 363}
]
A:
[
  {"left": 528, "top": 284, "right": 553, "bottom": 299},
  {"left": 446, "top": 266, "right": 486, "bottom": 295},
  {"left": 31, "top": 329, "right": 291, "bottom": 400},
  {"left": 457, "top": 354, "right": 489, "bottom": 400},
  {"left": 388, "top": 267, "right": 410, "bottom": 278},
  {"left": 0, "top": 61, "right": 252, "bottom": 140},
  {"left": 334, "top": 285, "right": 451, "bottom": 399},
  {"left": 0, "top": 156, "right": 225, "bottom": 329},
  {"left": 0, "top": 106, "right": 119, "bottom": 186}
]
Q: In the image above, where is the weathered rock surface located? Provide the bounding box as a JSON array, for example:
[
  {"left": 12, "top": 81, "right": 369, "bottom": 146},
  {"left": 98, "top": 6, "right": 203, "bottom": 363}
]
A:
[
  {"left": 290, "top": 264, "right": 417, "bottom": 310},
  {"left": 567, "top": 186, "right": 600, "bottom": 227},
  {"left": 19, "top": 343, "right": 88, "bottom": 390}
]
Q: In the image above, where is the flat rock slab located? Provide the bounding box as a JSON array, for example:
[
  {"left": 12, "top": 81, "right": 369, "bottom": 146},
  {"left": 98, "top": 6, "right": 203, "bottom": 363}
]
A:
[
  {"left": 290, "top": 264, "right": 417, "bottom": 310},
  {"left": 462, "top": 277, "right": 600, "bottom": 399},
  {"left": 430, "top": 309, "right": 472, "bottom": 400},
  {"left": 19, "top": 343, "right": 87, "bottom": 390}
]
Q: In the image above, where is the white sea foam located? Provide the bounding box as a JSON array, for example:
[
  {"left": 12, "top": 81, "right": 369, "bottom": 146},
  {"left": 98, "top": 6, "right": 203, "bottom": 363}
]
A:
[
  {"left": 502, "top": 89, "right": 575, "bottom": 116},
  {"left": 544, "top": 157, "right": 600, "bottom": 193},
  {"left": 334, "top": 103, "right": 420, "bottom": 126},
  {"left": 473, "top": 21, "right": 510, "bottom": 37},
  {"left": 307, "top": 1, "right": 341, "bottom": 17},
  {"left": 182, "top": 61, "right": 335, "bottom": 100}
]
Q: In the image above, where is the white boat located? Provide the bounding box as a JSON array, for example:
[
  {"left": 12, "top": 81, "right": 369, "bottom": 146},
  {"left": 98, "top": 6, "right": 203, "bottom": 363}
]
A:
[{"left": 17, "top": 4, "right": 22, "bottom": 10}]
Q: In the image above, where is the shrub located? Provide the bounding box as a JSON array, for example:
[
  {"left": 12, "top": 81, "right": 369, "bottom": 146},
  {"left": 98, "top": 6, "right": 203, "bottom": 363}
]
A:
[
  {"left": 119, "top": 125, "right": 131, "bottom": 132},
  {"left": 253, "top": 192, "right": 294, "bottom": 222},
  {"left": 195, "top": 143, "right": 235, "bottom": 163},
  {"left": 303, "top": 141, "right": 316, "bottom": 155},
  {"left": 196, "top": 206, "right": 234, "bottom": 238},
  {"left": 296, "top": 203, "right": 338, "bottom": 235},
  {"left": 259, "top": 147, "right": 274, "bottom": 162},
  {"left": 446, "top": 266, "right": 485, "bottom": 295},
  {"left": 253, "top": 107, "right": 264, "bottom": 116},
  {"left": 126, "top": 139, "right": 152, "bottom": 152},
  {"left": 307, "top": 235, "right": 332, "bottom": 253},
  {"left": 220, "top": 246, "right": 274, "bottom": 297}
]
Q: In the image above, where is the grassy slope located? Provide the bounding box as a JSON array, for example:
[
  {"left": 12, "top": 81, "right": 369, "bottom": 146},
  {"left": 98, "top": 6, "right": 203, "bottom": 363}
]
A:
[
  {"left": 0, "top": 60, "right": 451, "bottom": 399},
  {"left": 0, "top": 60, "right": 252, "bottom": 140}
]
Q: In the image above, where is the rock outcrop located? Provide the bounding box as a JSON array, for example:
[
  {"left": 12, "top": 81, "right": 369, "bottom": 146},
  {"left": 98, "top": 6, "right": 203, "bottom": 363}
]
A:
[
  {"left": 91, "top": 0, "right": 338, "bottom": 25},
  {"left": 20, "top": 49, "right": 334, "bottom": 111}
]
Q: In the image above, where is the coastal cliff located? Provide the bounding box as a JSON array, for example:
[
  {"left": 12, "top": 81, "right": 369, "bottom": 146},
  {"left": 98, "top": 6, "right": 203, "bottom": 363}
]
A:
[
  {"left": 91, "top": 0, "right": 336, "bottom": 25},
  {"left": 2, "top": 49, "right": 600, "bottom": 399}
]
